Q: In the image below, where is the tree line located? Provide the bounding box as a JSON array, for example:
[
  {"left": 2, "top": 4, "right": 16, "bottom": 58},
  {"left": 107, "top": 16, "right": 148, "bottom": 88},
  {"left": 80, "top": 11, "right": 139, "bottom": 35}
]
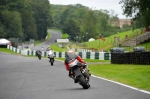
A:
[
  {"left": 120, "top": 0, "right": 150, "bottom": 29},
  {"left": 51, "top": 0, "right": 150, "bottom": 42},
  {"left": 0, "top": 0, "right": 52, "bottom": 41},
  {"left": 51, "top": 4, "right": 133, "bottom": 42},
  {"left": 0, "top": 0, "right": 148, "bottom": 42}
]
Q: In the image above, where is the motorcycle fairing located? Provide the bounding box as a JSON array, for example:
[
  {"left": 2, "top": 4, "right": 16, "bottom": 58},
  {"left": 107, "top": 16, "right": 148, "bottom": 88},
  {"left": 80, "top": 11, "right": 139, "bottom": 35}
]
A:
[
  {"left": 48, "top": 50, "right": 54, "bottom": 58},
  {"left": 68, "top": 59, "right": 79, "bottom": 67}
]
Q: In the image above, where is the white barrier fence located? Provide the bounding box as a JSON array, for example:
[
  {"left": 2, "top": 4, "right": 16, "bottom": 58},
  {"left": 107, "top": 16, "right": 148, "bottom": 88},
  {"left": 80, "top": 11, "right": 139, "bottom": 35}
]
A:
[{"left": 7, "top": 45, "right": 111, "bottom": 60}]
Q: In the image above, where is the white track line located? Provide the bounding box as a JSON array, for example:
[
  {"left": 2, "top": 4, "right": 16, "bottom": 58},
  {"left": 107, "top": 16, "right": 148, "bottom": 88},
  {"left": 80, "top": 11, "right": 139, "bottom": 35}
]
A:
[
  {"left": 36, "top": 59, "right": 150, "bottom": 94},
  {"left": 92, "top": 75, "right": 150, "bottom": 94}
]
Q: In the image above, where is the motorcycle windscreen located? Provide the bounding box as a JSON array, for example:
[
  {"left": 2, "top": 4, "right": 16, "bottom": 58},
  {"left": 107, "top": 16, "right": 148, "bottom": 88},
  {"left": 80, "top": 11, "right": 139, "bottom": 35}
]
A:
[
  {"left": 65, "top": 53, "right": 78, "bottom": 65},
  {"left": 66, "top": 53, "right": 77, "bottom": 59}
]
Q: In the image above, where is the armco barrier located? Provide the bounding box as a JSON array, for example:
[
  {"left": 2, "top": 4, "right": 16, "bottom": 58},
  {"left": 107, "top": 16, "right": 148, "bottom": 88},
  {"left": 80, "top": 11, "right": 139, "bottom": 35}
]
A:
[{"left": 7, "top": 45, "right": 111, "bottom": 60}]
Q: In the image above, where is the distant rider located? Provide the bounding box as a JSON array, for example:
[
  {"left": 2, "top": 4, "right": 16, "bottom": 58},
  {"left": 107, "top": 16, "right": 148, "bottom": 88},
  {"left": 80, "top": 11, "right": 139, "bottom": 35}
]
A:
[
  {"left": 46, "top": 46, "right": 51, "bottom": 51},
  {"left": 36, "top": 49, "right": 42, "bottom": 56},
  {"left": 47, "top": 47, "right": 55, "bottom": 61},
  {"left": 41, "top": 47, "right": 44, "bottom": 51}
]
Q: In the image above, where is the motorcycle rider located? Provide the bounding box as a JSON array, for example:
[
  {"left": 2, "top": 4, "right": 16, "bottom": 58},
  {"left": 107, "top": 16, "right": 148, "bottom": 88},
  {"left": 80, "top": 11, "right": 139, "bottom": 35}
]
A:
[
  {"left": 41, "top": 47, "right": 44, "bottom": 51},
  {"left": 47, "top": 47, "right": 55, "bottom": 62},
  {"left": 36, "top": 49, "right": 42, "bottom": 60},
  {"left": 36, "top": 49, "right": 42, "bottom": 56},
  {"left": 46, "top": 46, "right": 51, "bottom": 51},
  {"left": 64, "top": 49, "right": 90, "bottom": 83}
]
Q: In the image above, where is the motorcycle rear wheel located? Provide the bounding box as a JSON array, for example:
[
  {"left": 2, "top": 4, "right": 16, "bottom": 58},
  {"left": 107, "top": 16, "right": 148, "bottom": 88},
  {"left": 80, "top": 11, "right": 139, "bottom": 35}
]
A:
[
  {"left": 38, "top": 55, "right": 41, "bottom": 60},
  {"left": 78, "top": 75, "right": 89, "bottom": 89},
  {"left": 50, "top": 58, "right": 54, "bottom": 66}
]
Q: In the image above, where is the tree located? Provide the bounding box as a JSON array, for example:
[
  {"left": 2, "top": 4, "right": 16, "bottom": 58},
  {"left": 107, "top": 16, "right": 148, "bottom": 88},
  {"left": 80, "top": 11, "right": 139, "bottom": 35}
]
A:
[
  {"left": 1, "top": 10, "right": 23, "bottom": 38},
  {"left": 62, "top": 18, "right": 80, "bottom": 40},
  {"left": 0, "top": 22, "right": 5, "bottom": 38},
  {"left": 0, "top": 0, "right": 53, "bottom": 41},
  {"left": 109, "top": 10, "right": 119, "bottom": 27},
  {"left": 60, "top": 8, "right": 70, "bottom": 27},
  {"left": 29, "top": 0, "right": 52, "bottom": 40},
  {"left": 51, "top": 4, "right": 67, "bottom": 28},
  {"left": 81, "top": 9, "right": 98, "bottom": 39},
  {"left": 19, "top": 9, "right": 37, "bottom": 40},
  {"left": 51, "top": 4, "right": 132, "bottom": 39},
  {"left": 119, "top": 0, "right": 150, "bottom": 27}
]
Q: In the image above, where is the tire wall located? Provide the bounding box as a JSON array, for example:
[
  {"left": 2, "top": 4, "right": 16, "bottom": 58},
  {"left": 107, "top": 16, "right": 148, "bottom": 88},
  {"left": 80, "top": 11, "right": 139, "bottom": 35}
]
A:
[{"left": 111, "top": 52, "right": 150, "bottom": 65}]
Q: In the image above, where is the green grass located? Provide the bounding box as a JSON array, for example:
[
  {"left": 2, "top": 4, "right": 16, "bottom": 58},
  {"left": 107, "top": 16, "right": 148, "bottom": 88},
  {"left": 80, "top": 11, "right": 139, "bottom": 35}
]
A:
[
  {"left": 47, "top": 28, "right": 142, "bottom": 52},
  {"left": 88, "top": 64, "right": 150, "bottom": 91},
  {"left": 70, "top": 29, "right": 142, "bottom": 51},
  {"left": 0, "top": 48, "right": 18, "bottom": 54},
  {"left": 47, "top": 31, "right": 51, "bottom": 39},
  {"left": 34, "top": 40, "right": 43, "bottom": 46},
  {"left": 140, "top": 42, "right": 150, "bottom": 51},
  {"left": 62, "top": 33, "right": 69, "bottom": 39},
  {"left": 50, "top": 44, "right": 68, "bottom": 52}
]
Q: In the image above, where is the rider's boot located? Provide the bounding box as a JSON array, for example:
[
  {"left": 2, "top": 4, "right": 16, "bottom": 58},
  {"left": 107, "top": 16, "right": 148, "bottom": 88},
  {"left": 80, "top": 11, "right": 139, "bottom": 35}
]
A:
[{"left": 68, "top": 73, "right": 78, "bottom": 83}]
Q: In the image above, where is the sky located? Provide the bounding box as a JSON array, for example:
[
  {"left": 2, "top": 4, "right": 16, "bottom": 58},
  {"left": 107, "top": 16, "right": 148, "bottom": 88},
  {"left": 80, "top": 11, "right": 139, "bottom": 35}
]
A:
[{"left": 49, "top": 0, "right": 129, "bottom": 19}]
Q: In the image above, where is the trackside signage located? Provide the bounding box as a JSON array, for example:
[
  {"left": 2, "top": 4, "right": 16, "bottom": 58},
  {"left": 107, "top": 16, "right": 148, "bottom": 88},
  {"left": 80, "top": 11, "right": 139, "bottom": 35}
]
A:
[{"left": 56, "top": 39, "right": 69, "bottom": 43}]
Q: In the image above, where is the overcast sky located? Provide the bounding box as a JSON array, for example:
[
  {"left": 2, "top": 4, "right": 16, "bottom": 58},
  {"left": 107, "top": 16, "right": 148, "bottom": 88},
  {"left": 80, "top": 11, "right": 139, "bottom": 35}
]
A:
[{"left": 49, "top": 0, "right": 129, "bottom": 19}]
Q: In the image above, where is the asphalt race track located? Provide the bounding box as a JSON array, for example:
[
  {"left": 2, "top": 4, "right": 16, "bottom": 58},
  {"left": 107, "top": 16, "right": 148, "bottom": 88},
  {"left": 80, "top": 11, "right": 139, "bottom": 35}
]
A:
[
  {"left": 31, "top": 29, "right": 62, "bottom": 51},
  {"left": 0, "top": 53, "right": 150, "bottom": 99}
]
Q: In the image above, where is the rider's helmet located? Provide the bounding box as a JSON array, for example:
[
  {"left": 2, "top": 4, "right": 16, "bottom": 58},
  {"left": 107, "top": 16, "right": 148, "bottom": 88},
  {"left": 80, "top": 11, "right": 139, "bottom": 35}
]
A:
[
  {"left": 47, "top": 46, "right": 50, "bottom": 50},
  {"left": 67, "top": 49, "right": 75, "bottom": 54}
]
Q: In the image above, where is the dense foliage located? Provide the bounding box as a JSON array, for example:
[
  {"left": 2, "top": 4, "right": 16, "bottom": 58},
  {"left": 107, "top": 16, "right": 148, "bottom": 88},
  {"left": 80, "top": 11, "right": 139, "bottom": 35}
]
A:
[
  {"left": 1, "top": 1, "right": 144, "bottom": 42},
  {"left": 120, "top": 0, "right": 150, "bottom": 28},
  {"left": 0, "top": 0, "right": 52, "bottom": 40},
  {"left": 51, "top": 4, "right": 133, "bottom": 42}
]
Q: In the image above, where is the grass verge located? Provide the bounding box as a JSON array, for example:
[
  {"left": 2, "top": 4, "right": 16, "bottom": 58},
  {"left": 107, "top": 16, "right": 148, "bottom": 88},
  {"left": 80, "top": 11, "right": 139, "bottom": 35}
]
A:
[
  {"left": 50, "top": 44, "right": 68, "bottom": 52},
  {"left": 0, "top": 48, "right": 18, "bottom": 54},
  {"left": 88, "top": 64, "right": 150, "bottom": 91}
]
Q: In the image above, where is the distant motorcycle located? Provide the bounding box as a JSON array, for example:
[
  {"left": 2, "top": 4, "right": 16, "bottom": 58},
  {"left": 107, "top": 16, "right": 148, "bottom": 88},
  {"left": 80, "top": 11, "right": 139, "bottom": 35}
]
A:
[
  {"left": 48, "top": 50, "right": 55, "bottom": 66},
  {"left": 36, "top": 50, "right": 42, "bottom": 60},
  {"left": 68, "top": 59, "right": 90, "bottom": 89}
]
